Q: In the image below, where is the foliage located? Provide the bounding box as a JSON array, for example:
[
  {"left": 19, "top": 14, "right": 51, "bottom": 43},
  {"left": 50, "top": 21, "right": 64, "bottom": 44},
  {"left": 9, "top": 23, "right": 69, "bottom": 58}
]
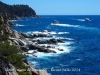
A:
[
  {"left": 0, "top": 18, "right": 3, "bottom": 24},
  {"left": 18, "top": 72, "right": 31, "bottom": 75},
  {"left": 0, "top": 42, "right": 27, "bottom": 69},
  {"left": 0, "top": 42, "right": 18, "bottom": 56},
  {"left": 0, "top": 1, "right": 36, "bottom": 19},
  {"left": 0, "top": 1, "right": 30, "bottom": 70},
  {"left": 0, "top": 34, "right": 9, "bottom": 42},
  {"left": 7, "top": 54, "right": 27, "bottom": 69}
]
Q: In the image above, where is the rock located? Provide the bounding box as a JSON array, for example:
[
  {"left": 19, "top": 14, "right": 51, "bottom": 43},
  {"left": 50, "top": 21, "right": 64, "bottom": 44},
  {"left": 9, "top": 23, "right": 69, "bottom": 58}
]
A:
[
  {"left": 46, "top": 49, "right": 56, "bottom": 53},
  {"left": 23, "top": 59, "right": 28, "bottom": 65},
  {"left": 59, "top": 49, "right": 64, "bottom": 51},
  {"left": 28, "top": 44, "right": 56, "bottom": 53},
  {"left": 47, "top": 46, "right": 51, "bottom": 48},
  {"left": 38, "top": 70, "right": 50, "bottom": 75},
  {"left": 49, "top": 38, "right": 57, "bottom": 43},
  {"left": 21, "top": 33, "right": 32, "bottom": 38},
  {"left": 20, "top": 46, "right": 29, "bottom": 52},
  {"left": 57, "top": 38, "right": 64, "bottom": 43}
]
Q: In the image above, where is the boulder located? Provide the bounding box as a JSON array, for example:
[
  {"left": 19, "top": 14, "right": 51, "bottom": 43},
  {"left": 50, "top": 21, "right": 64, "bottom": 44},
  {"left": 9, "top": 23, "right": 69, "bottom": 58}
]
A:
[
  {"left": 20, "top": 46, "right": 29, "bottom": 52},
  {"left": 50, "top": 38, "right": 57, "bottom": 43},
  {"left": 57, "top": 38, "right": 64, "bottom": 43},
  {"left": 38, "top": 70, "right": 50, "bottom": 75}
]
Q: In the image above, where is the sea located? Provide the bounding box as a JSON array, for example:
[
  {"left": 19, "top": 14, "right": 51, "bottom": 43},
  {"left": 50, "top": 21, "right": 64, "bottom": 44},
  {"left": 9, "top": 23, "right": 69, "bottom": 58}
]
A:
[{"left": 11, "top": 15, "right": 100, "bottom": 75}]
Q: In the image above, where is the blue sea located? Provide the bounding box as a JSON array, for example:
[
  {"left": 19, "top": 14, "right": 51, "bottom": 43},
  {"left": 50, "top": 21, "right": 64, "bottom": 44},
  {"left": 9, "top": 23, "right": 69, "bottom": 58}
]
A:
[{"left": 12, "top": 15, "right": 100, "bottom": 75}]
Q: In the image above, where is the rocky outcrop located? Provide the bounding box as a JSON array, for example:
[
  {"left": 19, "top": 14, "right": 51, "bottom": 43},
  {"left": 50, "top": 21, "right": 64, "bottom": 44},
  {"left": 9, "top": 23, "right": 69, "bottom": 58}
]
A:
[
  {"left": 28, "top": 44, "right": 56, "bottom": 53},
  {"left": 0, "top": 56, "right": 18, "bottom": 75},
  {"left": 21, "top": 33, "right": 52, "bottom": 38},
  {"left": 38, "top": 70, "right": 51, "bottom": 75}
]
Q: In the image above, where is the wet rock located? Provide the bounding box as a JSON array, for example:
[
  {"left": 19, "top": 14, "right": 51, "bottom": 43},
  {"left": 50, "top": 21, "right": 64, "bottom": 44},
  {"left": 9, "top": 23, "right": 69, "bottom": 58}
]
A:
[
  {"left": 50, "top": 38, "right": 57, "bottom": 43},
  {"left": 59, "top": 49, "right": 64, "bottom": 51},
  {"left": 57, "top": 38, "right": 64, "bottom": 43},
  {"left": 20, "top": 46, "right": 29, "bottom": 52},
  {"left": 21, "top": 33, "right": 32, "bottom": 38},
  {"left": 28, "top": 44, "right": 56, "bottom": 53},
  {"left": 46, "top": 49, "right": 56, "bottom": 53}
]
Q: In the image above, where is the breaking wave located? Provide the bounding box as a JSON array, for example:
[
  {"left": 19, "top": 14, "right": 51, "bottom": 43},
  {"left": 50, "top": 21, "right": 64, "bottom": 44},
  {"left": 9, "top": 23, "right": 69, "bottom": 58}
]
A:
[
  {"left": 15, "top": 24, "right": 24, "bottom": 26},
  {"left": 51, "top": 23, "right": 80, "bottom": 27}
]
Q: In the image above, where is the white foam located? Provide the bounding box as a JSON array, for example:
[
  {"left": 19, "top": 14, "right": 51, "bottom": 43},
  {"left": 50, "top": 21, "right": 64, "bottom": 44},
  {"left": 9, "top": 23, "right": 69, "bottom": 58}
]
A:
[
  {"left": 58, "top": 32, "right": 69, "bottom": 34},
  {"left": 51, "top": 23, "right": 100, "bottom": 32},
  {"left": 77, "top": 19, "right": 85, "bottom": 22},
  {"left": 57, "top": 42, "right": 73, "bottom": 45},
  {"left": 53, "top": 36, "right": 74, "bottom": 41},
  {"left": 65, "top": 38, "right": 74, "bottom": 40},
  {"left": 32, "top": 37, "right": 52, "bottom": 41},
  {"left": 15, "top": 24, "right": 24, "bottom": 26},
  {"left": 35, "top": 52, "right": 55, "bottom": 58},
  {"left": 51, "top": 23, "right": 80, "bottom": 28},
  {"left": 28, "top": 50, "right": 34, "bottom": 53},
  {"left": 50, "top": 45, "right": 73, "bottom": 54},
  {"left": 31, "top": 61, "right": 38, "bottom": 64},
  {"left": 26, "top": 31, "right": 69, "bottom": 35},
  {"left": 27, "top": 41, "right": 74, "bottom": 58}
]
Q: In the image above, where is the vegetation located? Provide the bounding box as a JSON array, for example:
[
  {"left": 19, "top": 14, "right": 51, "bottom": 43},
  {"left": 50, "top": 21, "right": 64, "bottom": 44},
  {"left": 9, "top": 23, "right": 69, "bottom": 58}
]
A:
[
  {"left": 0, "top": 42, "right": 27, "bottom": 69},
  {"left": 0, "top": 14, "right": 27, "bottom": 69},
  {"left": 0, "top": 35, "right": 9, "bottom": 42},
  {"left": 18, "top": 72, "right": 31, "bottom": 75},
  {"left": 0, "top": 1, "right": 37, "bottom": 19},
  {"left": 7, "top": 54, "right": 27, "bottom": 69}
]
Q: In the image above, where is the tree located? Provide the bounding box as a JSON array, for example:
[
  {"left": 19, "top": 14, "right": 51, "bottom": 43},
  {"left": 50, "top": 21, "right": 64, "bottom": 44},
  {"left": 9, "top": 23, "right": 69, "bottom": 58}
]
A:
[
  {"left": 7, "top": 54, "right": 27, "bottom": 69},
  {"left": 0, "top": 42, "right": 18, "bottom": 56}
]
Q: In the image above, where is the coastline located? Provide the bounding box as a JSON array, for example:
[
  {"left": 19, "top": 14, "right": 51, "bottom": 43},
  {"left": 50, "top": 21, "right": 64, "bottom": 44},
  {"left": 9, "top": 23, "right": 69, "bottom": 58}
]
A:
[
  {"left": 0, "top": 13, "right": 51, "bottom": 75},
  {"left": 9, "top": 18, "right": 70, "bottom": 75}
]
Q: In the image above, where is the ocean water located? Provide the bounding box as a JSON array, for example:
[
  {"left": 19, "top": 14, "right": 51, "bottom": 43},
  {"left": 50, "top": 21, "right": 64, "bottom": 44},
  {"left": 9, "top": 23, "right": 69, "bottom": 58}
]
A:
[{"left": 12, "top": 15, "right": 100, "bottom": 75}]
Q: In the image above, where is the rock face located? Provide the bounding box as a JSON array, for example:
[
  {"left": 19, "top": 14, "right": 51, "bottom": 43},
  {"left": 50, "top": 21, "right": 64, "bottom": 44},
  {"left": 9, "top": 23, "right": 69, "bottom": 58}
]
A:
[
  {"left": 0, "top": 56, "right": 18, "bottom": 75},
  {"left": 0, "top": 2, "right": 51, "bottom": 75},
  {"left": 38, "top": 70, "right": 51, "bottom": 75}
]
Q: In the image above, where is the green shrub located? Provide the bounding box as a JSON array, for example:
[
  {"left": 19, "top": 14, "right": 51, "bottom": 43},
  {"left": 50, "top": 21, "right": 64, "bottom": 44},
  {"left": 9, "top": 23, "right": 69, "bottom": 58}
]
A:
[
  {"left": 18, "top": 72, "right": 31, "bottom": 75},
  {"left": 7, "top": 54, "right": 27, "bottom": 69},
  {"left": 0, "top": 34, "right": 9, "bottom": 42},
  {"left": 0, "top": 18, "right": 3, "bottom": 24},
  {"left": 0, "top": 42, "right": 19, "bottom": 56}
]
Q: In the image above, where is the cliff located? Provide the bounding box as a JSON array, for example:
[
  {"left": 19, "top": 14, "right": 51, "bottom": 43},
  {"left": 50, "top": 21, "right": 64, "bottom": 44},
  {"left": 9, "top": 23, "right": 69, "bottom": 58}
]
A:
[
  {"left": 0, "top": 1, "right": 37, "bottom": 20},
  {"left": 0, "top": 12, "right": 50, "bottom": 75}
]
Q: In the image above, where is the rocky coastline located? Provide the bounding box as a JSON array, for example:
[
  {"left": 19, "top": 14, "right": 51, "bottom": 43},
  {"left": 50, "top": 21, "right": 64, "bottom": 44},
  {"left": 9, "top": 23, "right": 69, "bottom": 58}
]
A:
[
  {"left": 10, "top": 30, "right": 67, "bottom": 56},
  {"left": 0, "top": 13, "right": 52, "bottom": 75},
  {"left": 0, "top": 10, "right": 67, "bottom": 75},
  {"left": 8, "top": 28, "right": 67, "bottom": 75}
]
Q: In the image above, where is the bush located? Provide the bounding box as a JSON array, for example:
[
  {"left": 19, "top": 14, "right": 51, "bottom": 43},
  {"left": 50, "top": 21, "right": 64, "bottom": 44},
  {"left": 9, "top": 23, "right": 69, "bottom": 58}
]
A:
[
  {"left": 18, "top": 72, "right": 31, "bottom": 75},
  {"left": 0, "top": 34, "right": 9, "bottom": 42},
  {"left": 0, "top": 42, "right": 19, "bottom": 56},
  {"left": 7, "top": 54, "right": 27, "bottom": 69},
  {"left": 0, "top": 18, "right": 3, "bottom": 24}
]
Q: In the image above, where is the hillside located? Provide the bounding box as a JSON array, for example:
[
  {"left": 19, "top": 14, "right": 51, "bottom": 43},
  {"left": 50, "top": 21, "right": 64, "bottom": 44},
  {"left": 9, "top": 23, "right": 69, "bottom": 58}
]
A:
[{"left": 0, "top": 1, "right": 37, "bottom": 19}]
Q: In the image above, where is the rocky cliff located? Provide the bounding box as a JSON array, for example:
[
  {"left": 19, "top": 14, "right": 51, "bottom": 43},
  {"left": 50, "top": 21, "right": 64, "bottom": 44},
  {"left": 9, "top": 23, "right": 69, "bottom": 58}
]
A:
[{"left": 0, "top": 5, "right": 50, "bottom": 75}]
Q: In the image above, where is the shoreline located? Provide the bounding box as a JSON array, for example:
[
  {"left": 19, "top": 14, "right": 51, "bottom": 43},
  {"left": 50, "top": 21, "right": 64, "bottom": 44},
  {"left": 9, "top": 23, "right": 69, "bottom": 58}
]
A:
[{"left": 10, "top": 21, "right": 70, "bottom": 74}]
